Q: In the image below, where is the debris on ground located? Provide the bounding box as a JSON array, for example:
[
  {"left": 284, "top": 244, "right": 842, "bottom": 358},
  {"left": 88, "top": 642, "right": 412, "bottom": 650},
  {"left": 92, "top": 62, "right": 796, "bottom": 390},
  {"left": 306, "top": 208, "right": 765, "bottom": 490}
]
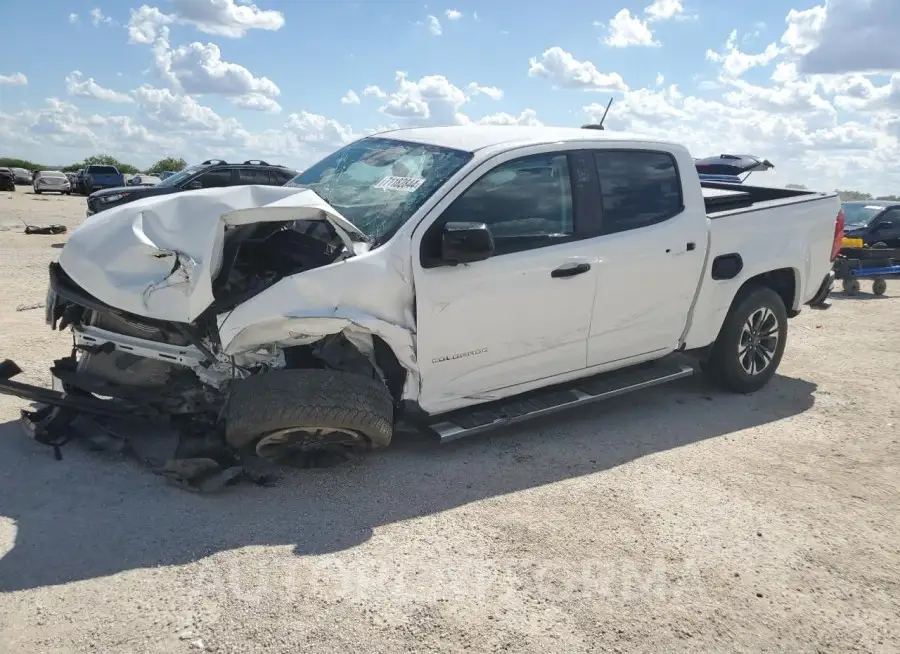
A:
[
  {"left": 15, "top": 302, "right": 44, "bottom": 312},
  {"left": 23, "top": 224, "right": 67, "bottom": 235}
]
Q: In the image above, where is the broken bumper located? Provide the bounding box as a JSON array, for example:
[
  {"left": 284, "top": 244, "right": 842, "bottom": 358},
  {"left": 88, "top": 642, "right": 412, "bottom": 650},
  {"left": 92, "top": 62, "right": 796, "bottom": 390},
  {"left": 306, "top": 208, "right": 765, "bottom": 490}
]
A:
[
  {"left": 0, "top": 358, "right": 156, "bottom": 420},
  {"left": 806, "top": 270, "right": 835, "bottom": 310}
]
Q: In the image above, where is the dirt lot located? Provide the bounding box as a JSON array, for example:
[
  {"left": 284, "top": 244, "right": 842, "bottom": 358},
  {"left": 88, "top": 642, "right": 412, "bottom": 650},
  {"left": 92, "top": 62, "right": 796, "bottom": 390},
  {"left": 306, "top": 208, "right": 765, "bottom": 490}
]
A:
[{"left": 0, "top": 189, "right": 897, "bottom": 653}]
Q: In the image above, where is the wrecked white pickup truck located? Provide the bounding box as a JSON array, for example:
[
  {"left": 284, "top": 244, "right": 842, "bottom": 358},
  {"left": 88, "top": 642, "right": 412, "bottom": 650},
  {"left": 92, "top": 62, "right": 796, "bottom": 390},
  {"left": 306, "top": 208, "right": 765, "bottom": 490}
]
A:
[{"left": 0, "top": 126, "right": 843, "bottom": 486}]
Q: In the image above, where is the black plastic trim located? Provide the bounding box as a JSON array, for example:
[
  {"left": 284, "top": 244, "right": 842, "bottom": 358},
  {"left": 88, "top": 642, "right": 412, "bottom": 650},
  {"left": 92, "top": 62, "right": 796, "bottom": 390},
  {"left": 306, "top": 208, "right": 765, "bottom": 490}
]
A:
[
  {"left": 806, "top": 270, "right": 835, "bottom": 310},
  {"left": 711, "top": 253, "right": 743, "bottom": 280}
]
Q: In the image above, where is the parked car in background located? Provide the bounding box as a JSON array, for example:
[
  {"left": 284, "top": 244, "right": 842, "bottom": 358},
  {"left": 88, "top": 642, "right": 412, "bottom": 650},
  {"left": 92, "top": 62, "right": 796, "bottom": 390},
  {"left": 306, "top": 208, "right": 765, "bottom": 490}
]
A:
[
  {"left": 158, "top": 170, "right": 177, "bottom": 180},
  {"left": 841, "top": 200, "right": 900, "bottom": 248},
  {"left": 0, "top": 167, "right": 15, "bottom": 192},
  {"left": 127, "top": 174, "right": 161, "bottom": 186},
  {"left": 33, "top": 170, "right": 71, "bottom": 194},
  {"left": 84, "top": 164, "right": 126, "bottom": 192},
  {"left": 11, "top": 167, "right": 32, "bottom": 185},
  {"left": 85, "top": 159, "right": 298, "bottom": 216},
  {"left": 65, "top": 172, "right": 78, "bottom": 187}
]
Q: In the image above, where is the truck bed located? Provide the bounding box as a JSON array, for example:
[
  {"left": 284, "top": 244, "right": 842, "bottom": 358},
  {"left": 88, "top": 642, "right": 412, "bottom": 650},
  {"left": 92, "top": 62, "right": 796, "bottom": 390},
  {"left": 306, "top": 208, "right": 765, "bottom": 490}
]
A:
[{"left": 702, "top": 182, "right": 834, "bottom": 217}]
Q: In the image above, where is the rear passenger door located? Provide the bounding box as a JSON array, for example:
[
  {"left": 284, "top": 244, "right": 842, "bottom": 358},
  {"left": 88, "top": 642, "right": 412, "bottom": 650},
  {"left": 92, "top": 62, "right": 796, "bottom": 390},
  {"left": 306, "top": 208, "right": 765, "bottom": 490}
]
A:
[{"left": 585, "top": 149, "right": 707, "bottom": 368}]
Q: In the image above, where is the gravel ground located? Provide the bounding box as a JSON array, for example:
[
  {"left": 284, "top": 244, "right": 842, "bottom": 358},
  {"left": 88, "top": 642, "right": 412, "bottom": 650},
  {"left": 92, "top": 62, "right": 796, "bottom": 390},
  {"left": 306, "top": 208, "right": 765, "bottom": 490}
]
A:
[{"left": 0, "top": 190, "right": 898, "bottom": 653}]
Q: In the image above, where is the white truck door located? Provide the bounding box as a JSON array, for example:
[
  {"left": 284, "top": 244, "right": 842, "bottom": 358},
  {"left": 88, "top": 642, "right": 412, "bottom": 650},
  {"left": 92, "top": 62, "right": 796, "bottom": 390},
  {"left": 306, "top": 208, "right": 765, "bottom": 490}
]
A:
[
  {"left": 411, "top": 147, "right": 598, "bottom": 415},
  {"left": 586, "top": 148, "right": 708, "bottom": 368}
]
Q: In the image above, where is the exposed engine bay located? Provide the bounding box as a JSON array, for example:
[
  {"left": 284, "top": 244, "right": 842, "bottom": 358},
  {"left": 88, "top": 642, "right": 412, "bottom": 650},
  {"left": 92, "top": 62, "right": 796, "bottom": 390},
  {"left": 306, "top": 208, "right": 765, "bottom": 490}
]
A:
[{"left": 211, "top": 219, "right": 349, "bottom": 313}]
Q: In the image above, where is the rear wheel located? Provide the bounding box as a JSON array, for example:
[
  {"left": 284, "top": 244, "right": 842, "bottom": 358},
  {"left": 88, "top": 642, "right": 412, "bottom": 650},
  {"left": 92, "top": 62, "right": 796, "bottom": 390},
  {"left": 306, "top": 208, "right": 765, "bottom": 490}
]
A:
[
  {"left": 225, "top": 369, "right": 394, "bottom": 463},
  {"left": 872, "top": 278, "right": 887, "bottom": 296},
  {"left": 872, "top": 242, "right": 888, "bottom": 249},
  {"left": 700, "top": 286, "right": 787, "bottom": 393}
]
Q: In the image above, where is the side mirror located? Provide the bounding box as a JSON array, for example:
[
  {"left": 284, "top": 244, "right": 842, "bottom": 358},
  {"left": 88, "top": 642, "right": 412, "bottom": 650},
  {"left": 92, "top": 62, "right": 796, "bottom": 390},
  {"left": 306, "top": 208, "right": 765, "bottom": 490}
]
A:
[
  {"left": 440, "top": 221, "right": 494, "bottom": 265},
  {"left": 185, "top": 180, "right": 202, "bottom": 190}
]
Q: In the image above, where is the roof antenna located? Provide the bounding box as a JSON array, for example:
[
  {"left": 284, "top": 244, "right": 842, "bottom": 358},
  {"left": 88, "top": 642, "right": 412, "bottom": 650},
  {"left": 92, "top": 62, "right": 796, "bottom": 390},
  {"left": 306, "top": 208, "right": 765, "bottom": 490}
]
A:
[{"left": 581, "top": 97, "right": 614, "bottom": 131}]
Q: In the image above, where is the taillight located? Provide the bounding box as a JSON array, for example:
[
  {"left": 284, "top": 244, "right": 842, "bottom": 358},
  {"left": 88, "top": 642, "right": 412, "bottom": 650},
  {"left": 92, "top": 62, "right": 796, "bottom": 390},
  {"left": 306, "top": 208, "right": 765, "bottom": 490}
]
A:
[{"left": 830, "top": 209, "right": 845, "bottom": 261}]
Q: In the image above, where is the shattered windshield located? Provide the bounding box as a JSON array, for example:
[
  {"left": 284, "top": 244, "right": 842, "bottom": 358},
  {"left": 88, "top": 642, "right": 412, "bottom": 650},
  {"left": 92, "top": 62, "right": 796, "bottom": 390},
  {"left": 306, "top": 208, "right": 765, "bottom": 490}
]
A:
[{"left": 284, "top": 137, "right": 473, "bottom": 242}]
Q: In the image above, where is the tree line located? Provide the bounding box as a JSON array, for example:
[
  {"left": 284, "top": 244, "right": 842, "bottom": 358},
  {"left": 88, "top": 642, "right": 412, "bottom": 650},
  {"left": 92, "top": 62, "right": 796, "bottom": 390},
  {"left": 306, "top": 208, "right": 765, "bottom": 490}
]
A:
[{"left": 0, "top": 155, "right": 187, "bottom": 176}]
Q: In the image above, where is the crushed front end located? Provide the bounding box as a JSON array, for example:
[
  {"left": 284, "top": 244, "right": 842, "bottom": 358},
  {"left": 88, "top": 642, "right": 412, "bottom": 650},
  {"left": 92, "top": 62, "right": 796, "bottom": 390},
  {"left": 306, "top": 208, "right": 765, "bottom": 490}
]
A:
[{"left": 2, "top": 191, "right": 413, "bottom": 491}]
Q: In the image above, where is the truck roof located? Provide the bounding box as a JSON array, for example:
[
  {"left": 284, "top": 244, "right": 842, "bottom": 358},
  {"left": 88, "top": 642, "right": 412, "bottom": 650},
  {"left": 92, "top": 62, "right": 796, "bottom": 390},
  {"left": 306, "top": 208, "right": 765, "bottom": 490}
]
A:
[{"left": 372, "top": 125, "right": 677, "bottom": 153}]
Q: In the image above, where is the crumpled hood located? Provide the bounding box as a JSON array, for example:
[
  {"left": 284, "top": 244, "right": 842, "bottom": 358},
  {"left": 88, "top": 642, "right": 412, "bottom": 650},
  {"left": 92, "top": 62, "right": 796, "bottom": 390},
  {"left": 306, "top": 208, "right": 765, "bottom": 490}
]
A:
[{"left": 59, "top": 185, "right": 366, "bottom": 323}]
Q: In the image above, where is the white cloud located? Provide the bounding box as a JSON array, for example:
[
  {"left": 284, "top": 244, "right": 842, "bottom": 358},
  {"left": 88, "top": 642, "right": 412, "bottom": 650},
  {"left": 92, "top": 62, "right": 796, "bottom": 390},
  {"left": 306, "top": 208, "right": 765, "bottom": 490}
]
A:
[
  {"left": 0, "top": 72, "right": 28, "bottom": 86},
  {"left": 127, "top": 0, "right": 283, "bottom": 45},
  {"left": 380, "top": 72, "right": 469, "bottom": 124},
  {"left": 68, "top": 13, "right": 79, "bottom": 24},
  {"left": 90, "top": 8, "right": 113, "bottom": 27},
  {"left": 230, "top": 93, "right": 281, "bottom": 113},
  {"left": 645, "top": 0, "right": 683, "bottom": 22},
  {"left": 362, "top": 85, "right": 387, "bottom": 99},
  {"left": 528, "top": 47, "right": 628, "bottom": 92},
  {"left": 788, "top": 0, "right": 900, "bottom": 74},
  {"left": 655, "top": 72, "right": 665, "bottom": 86},
  {"left": 341, "top": 90, "right": 361, "bottom": 105},
  {"left": 604, "top": 9, "right": 657, "bottom": 47},
  {"left": 578, "top": 73, "right": 898, "bottom": 193},
  {"left": 477, "top": 109, "right": 542, "bottom": 126},
  {"left": 706, "top": 29, "right": 781, "bottom": 78},
  {"left": 600, "top": 0, "right": 690, "bottom": 47},
  {"left": 169, "top": 0, "right": 285, "bottom": 38},
  {"left": 285, "top": 111, "right": 356, "bottom": 146},
  {"left": 127, "top": 5, "right": 174, "bottom": 44},
  {"left": 467, "top": 82, "right": 504, "bottom": 100},
  {"left": 426, "top": 15, "right": 442, "bottom": 36},
  {"left": 445, "top": 9, "right": 462, "bottom": 20},
  {"left": 155, "top": 40, "right": 281, "bottom": 102},
  {"left": 780, "top": 5, "right": 827, "bottom": 57},
  {"left": 65, "top": 71, "right": 134, "bottom": 103}
]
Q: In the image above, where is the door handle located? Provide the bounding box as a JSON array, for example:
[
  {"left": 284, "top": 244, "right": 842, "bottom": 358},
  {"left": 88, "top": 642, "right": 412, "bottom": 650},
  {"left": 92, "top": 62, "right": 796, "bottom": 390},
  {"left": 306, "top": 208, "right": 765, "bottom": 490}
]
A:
[
  {"left": 686, "top": 242, "right": 696, "bottom": 251},
  {"left": 551, "top": 262, "right": 591, "bottom": 278}
]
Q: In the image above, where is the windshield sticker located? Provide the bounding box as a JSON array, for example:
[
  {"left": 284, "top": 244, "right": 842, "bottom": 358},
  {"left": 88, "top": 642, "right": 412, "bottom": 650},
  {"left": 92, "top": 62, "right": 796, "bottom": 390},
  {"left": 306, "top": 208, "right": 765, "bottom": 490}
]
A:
[{"left": 374, "top": 176, "right": 425, "bottom": 192}]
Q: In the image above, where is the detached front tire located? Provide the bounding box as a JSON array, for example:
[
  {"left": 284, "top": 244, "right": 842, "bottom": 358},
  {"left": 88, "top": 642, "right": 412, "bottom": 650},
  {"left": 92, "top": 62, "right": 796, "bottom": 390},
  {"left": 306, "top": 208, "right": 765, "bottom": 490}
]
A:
[
  {"left": 225, "top": 369, "right": 394, "bottom": 461},
  {"left": 701, "top": 285, "right": 788, "bottom": 394}
]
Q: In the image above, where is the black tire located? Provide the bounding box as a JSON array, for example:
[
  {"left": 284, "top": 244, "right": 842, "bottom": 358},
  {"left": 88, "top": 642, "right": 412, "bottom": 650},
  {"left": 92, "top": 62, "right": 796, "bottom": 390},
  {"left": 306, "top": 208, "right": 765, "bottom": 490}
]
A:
[
  {"left": 872, "top": 242, "right": 888, "bottom": 249},
  {"left": 34, "top": 189, "right": 41, "bottom": 194},
  {"left": 842, "top": 278, "right": 860, "bottom": 295},
  {"left": 700, "top": 285, "right": 788, "bottom": 394},
  {"left": 872, "top": 278, "right": 887, "bottom": 296},
  {"left": 225, "top": 369, "right": 394, "bottom": 451}
]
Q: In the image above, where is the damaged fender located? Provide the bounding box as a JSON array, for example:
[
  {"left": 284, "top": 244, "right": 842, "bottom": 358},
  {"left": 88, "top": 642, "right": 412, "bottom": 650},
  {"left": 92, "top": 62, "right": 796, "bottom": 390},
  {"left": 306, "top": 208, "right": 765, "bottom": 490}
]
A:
[{"left": 218, "top": 242, "right": 420, "bottom": 399}]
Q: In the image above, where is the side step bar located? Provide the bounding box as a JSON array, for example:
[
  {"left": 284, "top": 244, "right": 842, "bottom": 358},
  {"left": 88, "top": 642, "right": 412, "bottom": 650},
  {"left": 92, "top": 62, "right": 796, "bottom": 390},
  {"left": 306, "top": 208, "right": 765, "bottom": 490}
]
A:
[{"left": 428, "top": 358, "right": 695, "bottom": 442}]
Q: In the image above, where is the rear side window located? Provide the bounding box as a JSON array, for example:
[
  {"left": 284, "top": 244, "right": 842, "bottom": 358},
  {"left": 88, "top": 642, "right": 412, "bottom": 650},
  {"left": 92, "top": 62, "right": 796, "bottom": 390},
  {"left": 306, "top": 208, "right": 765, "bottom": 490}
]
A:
[
  {"left": 88, "top": 166, "right": 118, "bottom": 175},
  {"left": 594, "top": 151, "right": 683, "bottom": 234},
  {"left": 237, "top": 168, "right": 273, "bottom": 185},
  {"left": 191, "top": 169, "right": 232, "bottom": 189},
  {"left": 272, "top": 169, "right": 295, "bottom": 185}
]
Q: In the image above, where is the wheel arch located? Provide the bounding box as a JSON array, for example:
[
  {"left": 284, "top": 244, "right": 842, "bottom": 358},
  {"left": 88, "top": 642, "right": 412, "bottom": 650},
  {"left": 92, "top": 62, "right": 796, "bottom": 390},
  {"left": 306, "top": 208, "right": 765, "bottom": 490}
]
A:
[{"left": 685, "top": 266, "right": 799, "bottom": 357}]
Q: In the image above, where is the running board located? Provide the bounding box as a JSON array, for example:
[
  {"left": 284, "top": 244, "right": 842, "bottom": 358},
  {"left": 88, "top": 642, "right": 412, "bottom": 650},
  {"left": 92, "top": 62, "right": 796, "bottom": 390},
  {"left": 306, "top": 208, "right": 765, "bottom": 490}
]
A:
[{"left": 428, "top": 359, "right": 695, "bottom": 442}]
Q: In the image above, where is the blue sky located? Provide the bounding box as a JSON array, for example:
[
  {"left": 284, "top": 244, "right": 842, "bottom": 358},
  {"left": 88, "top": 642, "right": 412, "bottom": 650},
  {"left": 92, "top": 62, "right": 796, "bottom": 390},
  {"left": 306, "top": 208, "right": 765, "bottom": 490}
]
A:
[{"left": 0, "top": 0, "right": 898, "bottom": 194}]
